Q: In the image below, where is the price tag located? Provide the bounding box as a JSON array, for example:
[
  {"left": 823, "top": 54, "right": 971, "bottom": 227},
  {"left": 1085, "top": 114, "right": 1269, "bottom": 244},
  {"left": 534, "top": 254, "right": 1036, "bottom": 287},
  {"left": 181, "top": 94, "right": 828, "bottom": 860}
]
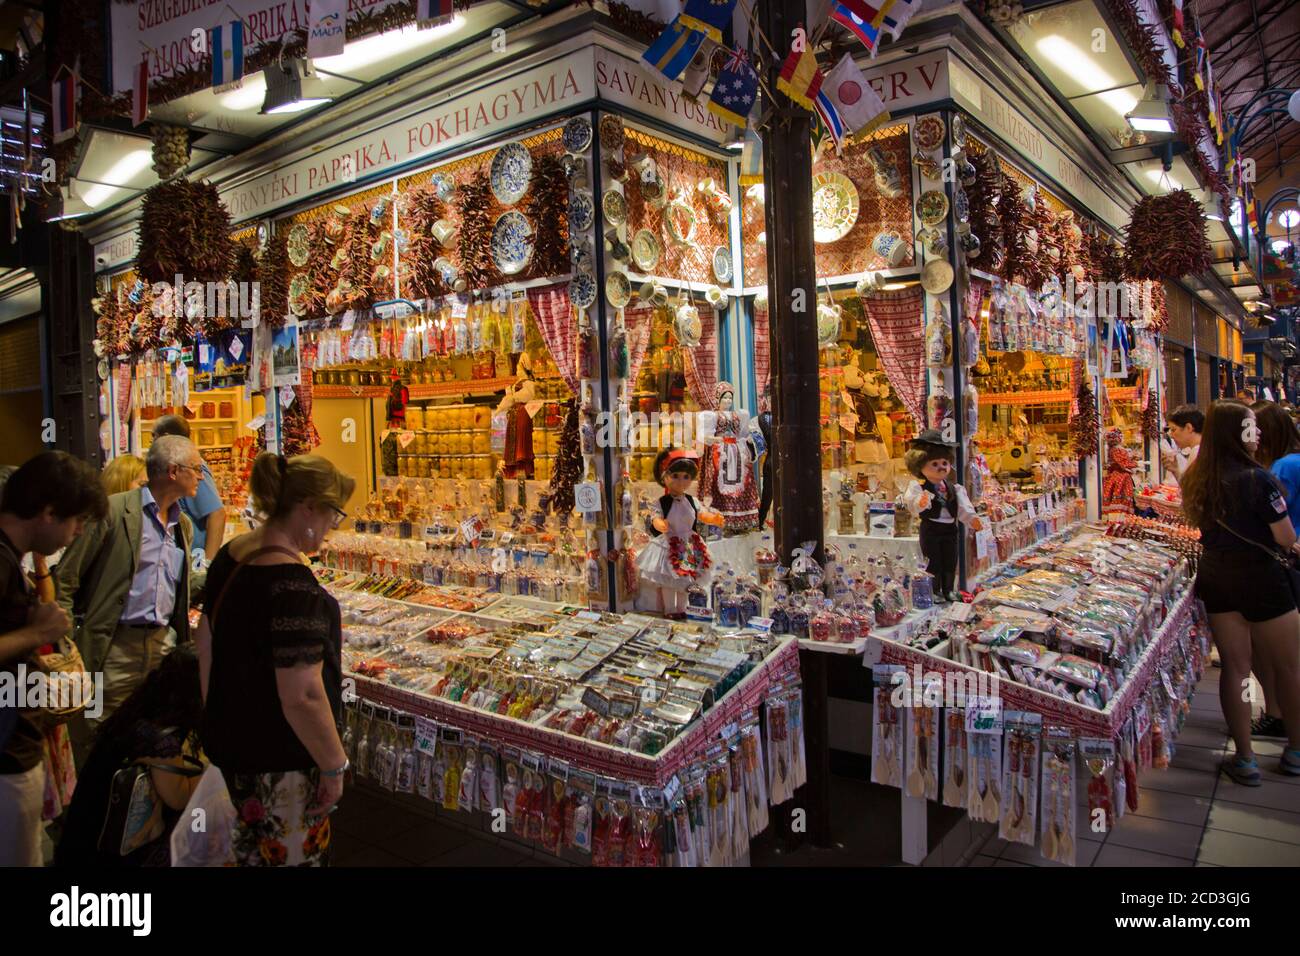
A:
[
  {"left": 965, "top": 696, "right": 1003, "bottom": 734},
  {"left": 1027, "top": 498, "right": 1038, "bottom": 520},
  {"left": 340, "top": 310, "right": 356, "bottom": 331},
  {"left": 414, "top": 717, "right": 438, "bottom": 755},
  {"left": 460, "top": 518, "right": 481, "bottom": 545},
  {"left": 279, "top": 387, "right": 296, "bottom": 408},
  {"left": 451, "top": 295, "right": 469, "bottom": 318},
  {"left": 227, "top": 336, "right": 244, "bottom": 361},
  {"left": 747, "top": 617, "right": 773, "bottom": 631},
  {"left": 577, "top": 610, "right": 603, "bottom": 622},
  {"left": 397, "top": 430, "right": 416, "bottom": 449},
  {"left": 575, "top": 481, "right": 602, "bottom": 513},
  {"left": 246, "top": 414, "right": 266, "bottom": 431},
  {"left": 974, "top": 531, "right": 989, "bottom": 560}
]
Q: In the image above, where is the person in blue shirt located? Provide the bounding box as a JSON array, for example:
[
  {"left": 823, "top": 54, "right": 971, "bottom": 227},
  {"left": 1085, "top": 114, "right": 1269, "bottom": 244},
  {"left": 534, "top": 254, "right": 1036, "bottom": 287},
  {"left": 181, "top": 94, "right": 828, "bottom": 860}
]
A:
[
  {"left": 1251, "top": 400, "right": 1300, "bottom": 742},
  {"left": 152, "top": 416, "right": 226, "bottom": 562}
]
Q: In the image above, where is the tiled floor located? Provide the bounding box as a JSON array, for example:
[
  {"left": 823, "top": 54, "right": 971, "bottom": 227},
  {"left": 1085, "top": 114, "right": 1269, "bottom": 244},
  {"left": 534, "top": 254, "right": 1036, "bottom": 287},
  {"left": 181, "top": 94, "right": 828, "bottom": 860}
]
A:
[
  {"left": 332, "top": 668, "right": 1300, "bottom": 867},
  {"left": 974, "top": 666, "right": 1300, "bottom": 867}
]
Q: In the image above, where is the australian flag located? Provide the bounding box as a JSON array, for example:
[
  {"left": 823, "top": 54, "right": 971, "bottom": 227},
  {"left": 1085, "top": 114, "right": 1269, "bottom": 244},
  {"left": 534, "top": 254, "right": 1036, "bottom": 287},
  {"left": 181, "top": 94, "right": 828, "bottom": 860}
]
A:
[{"left": 707, "top": 50, "right": 758, "bottom": 127}]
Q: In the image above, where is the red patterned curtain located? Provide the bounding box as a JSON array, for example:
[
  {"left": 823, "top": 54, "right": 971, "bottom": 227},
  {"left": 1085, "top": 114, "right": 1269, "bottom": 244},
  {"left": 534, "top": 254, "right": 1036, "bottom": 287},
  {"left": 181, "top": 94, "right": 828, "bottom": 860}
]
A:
[
  {"left": 525, "top": 283, "right": 577, "bottom": 395},
  {"left": 860, "top": 286, "right": 925, "bottom": 427},
  {"left": 682, "top": 304, "right": 719, "bottom": 411},
  {"left": 752, "top": 302, "right": 771, "bottom": 400}
]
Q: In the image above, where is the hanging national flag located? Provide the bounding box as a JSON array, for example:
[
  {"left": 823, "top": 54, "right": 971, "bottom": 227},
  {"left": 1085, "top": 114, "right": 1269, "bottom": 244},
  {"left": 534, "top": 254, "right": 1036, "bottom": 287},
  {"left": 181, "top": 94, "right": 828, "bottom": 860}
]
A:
[
  {"left": 682, "top": 41, "right": 714, "bottom": 101},
  {"left": 417, "top": 0, "right": 455, "bottom": 25},
  {"left": 1193, "top": 35, "right": 1206, "bottom": 91},
  {"left": 1170, "top": 0, "right": 1185, "bottom": 48},
  {"left": 308, "top": 0, "right": 349, "bottom": 59},
  {"left": 211, "top": 20, "right": 245, "bottom": 89},
  {"left": 643, "top": 16, "right": 707, "bottom": 82},
  {"left": 1213, "top": 89, "right": 1225, "bottom": 145},
  {"left": 823, "top": 53, "right": 891, "bottom": 138},
  {"left": 813, "top": 88, "right": 847, "bottom": 153},
  {"left": 1247, "top": 195, "right": 1259, "bottom": 236},
  {"left": 707, "top": 49, "right": 759, "bottom": 126},
  {"left": 777, "top": 45, "right": 823, "bottom": 111},
  {"left": 679, "top": 0, "right": 739, "bottom": 45},
  {"left": 880, "top": 0, "right": 921, "bottom": 41},
  {"left": 51, "top": 69, "right": 77, "bottom": 144},
  {"left": 830, "top": 3, "right": 884, "bottom": 56},
  {"left": 132, "top": 56, "right": 149, "bottom": 127},
  {"left": 739, "top": 124, "right": 762, "bottom": 186}
]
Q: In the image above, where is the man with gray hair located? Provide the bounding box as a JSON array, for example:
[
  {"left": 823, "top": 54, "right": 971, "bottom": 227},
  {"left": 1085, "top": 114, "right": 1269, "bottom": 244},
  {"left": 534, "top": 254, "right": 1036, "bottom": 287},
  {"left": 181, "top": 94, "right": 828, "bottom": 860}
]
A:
[{"left": 56, "top": 435, "right": 200, "bottom": 735}]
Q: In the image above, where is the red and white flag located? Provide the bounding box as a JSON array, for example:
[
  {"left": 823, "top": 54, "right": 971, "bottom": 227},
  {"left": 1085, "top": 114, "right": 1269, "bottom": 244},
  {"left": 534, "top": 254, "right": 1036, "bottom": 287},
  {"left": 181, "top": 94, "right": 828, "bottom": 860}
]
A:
[{"left": 132, "top": 56, "right": 149, "bottom": 127}]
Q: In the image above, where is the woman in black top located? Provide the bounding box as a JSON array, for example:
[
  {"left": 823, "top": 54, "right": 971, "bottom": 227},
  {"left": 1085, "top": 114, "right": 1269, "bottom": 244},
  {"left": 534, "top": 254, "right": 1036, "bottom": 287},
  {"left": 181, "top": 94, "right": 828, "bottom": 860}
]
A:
[
  {"left": 196, "top": 452, "right": 354, "bottom": 866},
  {"left": 1183, "top": 401, "right": 1300, "bottom": 785}
]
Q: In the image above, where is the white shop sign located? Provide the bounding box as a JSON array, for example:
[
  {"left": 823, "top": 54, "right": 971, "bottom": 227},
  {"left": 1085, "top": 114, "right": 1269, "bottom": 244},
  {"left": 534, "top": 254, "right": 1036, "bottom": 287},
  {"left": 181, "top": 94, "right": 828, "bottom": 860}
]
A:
[
  {"left": 218, "top": 50, "right": 593, "bottom": 221},
  {"left": 94, "top": 229, "right": 140, "bottom": 271},
  {"left": 948, "top": 57, "right": 1129, "bottom": 231},
  {"left": 595, "top": 45, "right": 733, "bottom": 144},
  {"left": 111, "top": 0, "right": 410, "bottom": 94}
]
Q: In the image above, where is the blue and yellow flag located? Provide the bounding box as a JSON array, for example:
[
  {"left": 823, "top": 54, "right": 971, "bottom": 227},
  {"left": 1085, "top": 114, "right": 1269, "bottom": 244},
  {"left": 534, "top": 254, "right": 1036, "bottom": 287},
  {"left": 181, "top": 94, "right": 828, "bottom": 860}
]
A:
[{"left": 643, "top": 16, "right": 707, "bottom": 82}]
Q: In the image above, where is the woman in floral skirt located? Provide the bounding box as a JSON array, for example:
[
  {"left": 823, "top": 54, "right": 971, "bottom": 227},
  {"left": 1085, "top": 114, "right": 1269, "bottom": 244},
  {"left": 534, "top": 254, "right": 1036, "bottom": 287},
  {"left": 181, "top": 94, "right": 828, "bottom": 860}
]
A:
[{"left": 196, "top": 453, "right": 354, "bottom": 866}]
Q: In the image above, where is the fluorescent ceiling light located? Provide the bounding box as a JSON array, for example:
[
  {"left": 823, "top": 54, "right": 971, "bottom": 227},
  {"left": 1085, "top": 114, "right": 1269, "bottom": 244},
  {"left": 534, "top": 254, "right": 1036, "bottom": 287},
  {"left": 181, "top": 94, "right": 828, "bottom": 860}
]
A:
[
  {"left": 1035, "top": 36, "right": 1114, "bottom": 93},
  {"left": 265, "top": 97, "right": 332, "bottom": 115},
  {"left": 313, "top": 18, "right": 465, "bottom": 74},
  {"left": 1126, "top": 83, "right": 1175, "bottom": 133},
  {"left": 82, "top": 149, "right": 152, "bottom": 207}
]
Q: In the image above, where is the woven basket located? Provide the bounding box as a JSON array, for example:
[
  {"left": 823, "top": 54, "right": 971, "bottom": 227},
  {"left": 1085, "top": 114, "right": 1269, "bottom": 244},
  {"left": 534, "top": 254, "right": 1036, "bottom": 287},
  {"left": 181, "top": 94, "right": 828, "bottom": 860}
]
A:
[{"left": 31, "top": 638, "right": 92, "bottom": 724}]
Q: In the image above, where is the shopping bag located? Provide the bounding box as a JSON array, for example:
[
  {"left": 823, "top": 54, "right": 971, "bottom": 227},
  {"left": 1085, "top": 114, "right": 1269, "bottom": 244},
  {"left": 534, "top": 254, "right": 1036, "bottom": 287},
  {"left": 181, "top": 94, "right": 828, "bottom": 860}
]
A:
[{"left": 170, "top": 765, "right": 236, "bottom": 867}]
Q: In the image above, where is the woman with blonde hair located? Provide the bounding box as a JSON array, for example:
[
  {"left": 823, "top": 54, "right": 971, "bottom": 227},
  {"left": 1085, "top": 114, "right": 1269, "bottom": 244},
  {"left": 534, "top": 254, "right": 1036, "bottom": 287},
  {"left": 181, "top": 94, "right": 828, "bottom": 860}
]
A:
[
  {"left": 195, "top": 453, "right": 354, "bottom": 865},
  {"left": 101, "top": 454, "right": 147, "bottom": 496}
]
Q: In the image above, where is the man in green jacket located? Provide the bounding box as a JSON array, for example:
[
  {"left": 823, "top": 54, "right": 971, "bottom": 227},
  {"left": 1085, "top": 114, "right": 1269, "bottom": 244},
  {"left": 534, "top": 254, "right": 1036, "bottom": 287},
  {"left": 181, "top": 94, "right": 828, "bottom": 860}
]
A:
[{"left": 56, "top": 435, "right": 201, "bottom": 731}]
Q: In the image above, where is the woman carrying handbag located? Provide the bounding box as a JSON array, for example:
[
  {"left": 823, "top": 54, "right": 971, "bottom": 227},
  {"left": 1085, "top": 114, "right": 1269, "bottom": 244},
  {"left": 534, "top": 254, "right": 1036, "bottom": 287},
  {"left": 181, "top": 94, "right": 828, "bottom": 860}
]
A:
[
  {"left": 196, "top": 453, "right": 354, "bottom": 867},
  {"left": 1182, "top": 401, "right": 1300, "bottom": 785}
]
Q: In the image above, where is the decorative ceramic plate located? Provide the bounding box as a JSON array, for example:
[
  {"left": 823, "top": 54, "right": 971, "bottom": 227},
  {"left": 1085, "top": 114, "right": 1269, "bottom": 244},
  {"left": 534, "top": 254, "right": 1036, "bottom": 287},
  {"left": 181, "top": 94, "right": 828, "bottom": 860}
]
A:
[
  {"left": 632, "top": 229, "right": 661, "bottom": 272},
  {"left": 921, "top": 258, "right": 955, "bottom": 295},
  {"left": 606, "top": 271, "right": 631, "bottom": 308},
  {"left": 916, "top": 189, "right": 950, "bottom": 226},
  {"left": 490, "top": 142, "right": 532, "bottom": 206},
  {"left": 570, "top": 271, "right": 597, "bottom": 309},
  {"left": 570, "top": 190, "right": 595, "bottom": 232},
  {"left": 811, "top": 172, "right": 860, "bottom": 244},
  {"left": 563, "top": 116, "right": 593, "bottom": 154},
  {"left": 712, "top": 246, "right": 733, "bottom": 284},
  {"left": 289, "top": 274, "right": 309, "bottom": 312},
  {"left": 287, "top": 224, "right": 310, "bottom": 267},
  {"left": 913, "top": 115, "right": 946, "bottom": 152},
  {"left": 491, "top": 210, "right": 534, "bottom": 276},
  {"left": 599, "top": 115, "right": 625, "bottom": 151},
  {"left": 602, "top": 189, "right": 628, "bottom": 226},
  {"left": 953, "top": 188, "right": 971, "bottom": 225}
]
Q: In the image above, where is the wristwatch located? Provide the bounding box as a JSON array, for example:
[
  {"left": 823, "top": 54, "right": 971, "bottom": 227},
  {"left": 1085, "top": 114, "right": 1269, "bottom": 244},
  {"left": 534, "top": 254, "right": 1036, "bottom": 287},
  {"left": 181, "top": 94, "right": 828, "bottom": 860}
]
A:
[{"left": 320, "top": 759, "right": 350, "bottom": 778}]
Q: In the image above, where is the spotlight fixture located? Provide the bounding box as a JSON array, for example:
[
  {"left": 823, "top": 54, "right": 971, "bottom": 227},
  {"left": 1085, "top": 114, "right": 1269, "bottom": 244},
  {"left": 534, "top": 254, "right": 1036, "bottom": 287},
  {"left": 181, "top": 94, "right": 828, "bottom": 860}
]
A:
[
  {"left": 1126, "top": 82, "right": 1175, "bottom": 134},
  {"left": 261, "top": 58, "right": 332, "bottom": 115}
]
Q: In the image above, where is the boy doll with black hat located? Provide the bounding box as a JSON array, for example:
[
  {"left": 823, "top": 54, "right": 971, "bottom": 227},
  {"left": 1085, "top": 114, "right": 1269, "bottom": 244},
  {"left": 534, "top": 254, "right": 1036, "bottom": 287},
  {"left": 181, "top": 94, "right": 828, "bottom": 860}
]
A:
[{"left": 900, "top": 429, "right": 983, "bottom": 603}]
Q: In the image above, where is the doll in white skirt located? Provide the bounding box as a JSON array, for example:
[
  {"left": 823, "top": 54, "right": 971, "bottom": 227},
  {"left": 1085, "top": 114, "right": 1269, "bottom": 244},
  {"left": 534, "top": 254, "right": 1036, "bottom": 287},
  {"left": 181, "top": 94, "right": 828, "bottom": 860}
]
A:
[{"left": 636, "top": 448, "right": 726, "bottom": 618}]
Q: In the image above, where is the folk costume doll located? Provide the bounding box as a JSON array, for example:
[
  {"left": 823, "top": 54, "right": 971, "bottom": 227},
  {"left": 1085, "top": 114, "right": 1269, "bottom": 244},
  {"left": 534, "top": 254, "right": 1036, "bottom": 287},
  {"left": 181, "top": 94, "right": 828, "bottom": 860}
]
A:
[
  {"left": 496, "top": 353, "right": 537, "bottom": 479},
  {"left": 385, "top": 369, "right": 409, "bottom": 429},
  {"left": 1102, "top": 427, "right": 1137, "bottom": 518},
  {"left": 900, "top": 429, "right": 983, "bottom": 602},
  {"left": 635, "top": 448, "right": 725, "bottom": 618},
  {"left": 697, "top": 381, "right": 759, "bottom": 533}
]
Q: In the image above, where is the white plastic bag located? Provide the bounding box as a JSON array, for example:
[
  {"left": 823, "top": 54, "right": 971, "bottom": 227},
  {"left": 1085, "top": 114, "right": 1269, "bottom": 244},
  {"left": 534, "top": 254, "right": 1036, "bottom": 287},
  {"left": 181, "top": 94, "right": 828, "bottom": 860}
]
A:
[{"left": 170, "top": 765, "right": 237, "bottom": 867}]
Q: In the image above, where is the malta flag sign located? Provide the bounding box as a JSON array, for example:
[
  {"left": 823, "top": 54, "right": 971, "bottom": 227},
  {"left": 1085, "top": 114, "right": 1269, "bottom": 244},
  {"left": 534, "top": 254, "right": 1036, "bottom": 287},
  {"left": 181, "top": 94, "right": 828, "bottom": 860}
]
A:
[{"left": 308, "top": 0, "right": 348, "bottom": 59}]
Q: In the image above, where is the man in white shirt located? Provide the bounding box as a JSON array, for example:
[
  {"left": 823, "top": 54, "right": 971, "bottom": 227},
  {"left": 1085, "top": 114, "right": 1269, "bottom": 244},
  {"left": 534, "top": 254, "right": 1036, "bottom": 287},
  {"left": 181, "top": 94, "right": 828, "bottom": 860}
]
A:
[{"left": 1161, "top": 404, "right": 1203, "bottom": 481}]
